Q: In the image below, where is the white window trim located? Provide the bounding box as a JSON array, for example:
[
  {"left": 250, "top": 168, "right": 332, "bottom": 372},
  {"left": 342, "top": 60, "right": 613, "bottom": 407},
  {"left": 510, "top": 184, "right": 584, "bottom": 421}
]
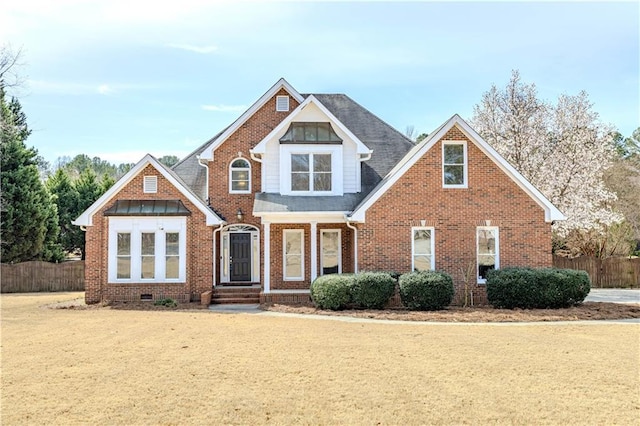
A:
[
  {"left": 477, "top": 226, "right": 499, "bottom": 284},
  {"left": 276, "top": 95, "right": 290, "bottom": 112},
  {"left": 279, "top": 144, "right": 343, "bottom": 196},
  {"left": 283, "top": 229, "right": 304, "bottom": 281},
  {"left": 143, "top": 175, "right": 158, "bottom": 193},
  {"left": 411, "top": 227, "right": 435, "bottom": 271},
  {"left": 229, "top": 157, "right": 252, "bottom": 194},
  {"left": 108, "top": 217, "right": 187, "bottom": 283},
  {"left": 442, "top": 141, "right": 468, "bottom": 188},
  {"left": 320, "top": 229, "right": 342, "bottom": 275}
]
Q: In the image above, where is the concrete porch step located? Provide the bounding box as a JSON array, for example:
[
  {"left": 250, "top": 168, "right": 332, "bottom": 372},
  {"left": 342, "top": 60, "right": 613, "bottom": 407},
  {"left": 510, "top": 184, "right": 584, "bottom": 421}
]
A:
[{"left": 212, "top": 296, "right": 261, "bottom": 304}]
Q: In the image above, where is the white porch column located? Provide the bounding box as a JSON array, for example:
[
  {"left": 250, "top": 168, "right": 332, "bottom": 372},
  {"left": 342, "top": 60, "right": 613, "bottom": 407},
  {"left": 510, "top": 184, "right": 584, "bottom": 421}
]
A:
[
  {"left": 310, "top": 221, "right": 317, "bottom": 282},
  {"left": 263, "top": 221, "right": 271, "bottom": 293}
]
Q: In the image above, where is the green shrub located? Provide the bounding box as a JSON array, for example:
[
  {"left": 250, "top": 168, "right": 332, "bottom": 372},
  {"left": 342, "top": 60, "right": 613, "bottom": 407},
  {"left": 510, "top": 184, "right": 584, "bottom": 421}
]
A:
[
  {"left": 154, "top": 298, "right": 178, "bottom": 308},
  {"left": 350, "top": 272, "right": 396, "bottom": 309},
  {"left": 486, "top": 267, "right": 590, "bottom": 309},
  {"left": 398, "top": 271, "right": 454, "bottom": 310},
  {"left": 310, "top": 274, "right": 354, "bottom": 310}
]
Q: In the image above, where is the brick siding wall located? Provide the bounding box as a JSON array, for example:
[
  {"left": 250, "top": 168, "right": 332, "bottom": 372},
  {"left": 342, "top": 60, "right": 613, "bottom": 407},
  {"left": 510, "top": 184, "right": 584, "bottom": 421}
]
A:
[
  {"left": 84, "top": 164, "right": 213, "bottom": 304},
  {"left": 357, "top": 125, "right": 553, "bottom": 304}
]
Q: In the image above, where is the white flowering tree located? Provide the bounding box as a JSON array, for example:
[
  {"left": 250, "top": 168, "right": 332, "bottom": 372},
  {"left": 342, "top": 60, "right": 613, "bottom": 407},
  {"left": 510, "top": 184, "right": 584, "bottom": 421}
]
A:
[{"left": 471, "top": 71, "right": 622, "bottom": 255}]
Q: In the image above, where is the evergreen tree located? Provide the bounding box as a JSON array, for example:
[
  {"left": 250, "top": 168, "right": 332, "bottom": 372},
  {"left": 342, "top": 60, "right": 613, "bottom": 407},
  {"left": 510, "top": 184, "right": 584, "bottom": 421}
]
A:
[
  {"left": 46, "top": 168, "right": 80, "bottom": 254},
  {"left": 1, "top": 85, "right": 63, "bottom": 263}
]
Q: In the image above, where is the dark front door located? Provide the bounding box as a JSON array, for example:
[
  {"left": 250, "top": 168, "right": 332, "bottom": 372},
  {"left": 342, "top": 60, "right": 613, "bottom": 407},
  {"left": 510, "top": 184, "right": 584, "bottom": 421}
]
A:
[{"left": 230, "top": 233, "right": 251, "bottom": 281}]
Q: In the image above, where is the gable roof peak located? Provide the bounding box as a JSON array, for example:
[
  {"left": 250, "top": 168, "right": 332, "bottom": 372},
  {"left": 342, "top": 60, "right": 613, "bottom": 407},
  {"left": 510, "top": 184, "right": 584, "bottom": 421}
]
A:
[{"left": 198, "top": 78, "right": 304, "bottom": 160}]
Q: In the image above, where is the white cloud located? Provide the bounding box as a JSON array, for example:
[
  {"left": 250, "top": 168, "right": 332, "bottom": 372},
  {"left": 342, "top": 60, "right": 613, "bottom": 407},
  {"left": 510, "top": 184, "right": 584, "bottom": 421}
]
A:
[
  {"left": 201, "top": 104, "right": 247, "bottom": 113},
  {"left": 97, "top": 84, "right": 113, "bottom": 95},
  {"left": 166, "top": 43, "right": 218, "bottom": 54}
]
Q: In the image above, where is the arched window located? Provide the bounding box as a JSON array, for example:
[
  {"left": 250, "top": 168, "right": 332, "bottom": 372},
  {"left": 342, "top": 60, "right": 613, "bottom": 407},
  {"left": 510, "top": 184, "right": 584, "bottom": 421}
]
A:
[{"left": 229, "top": 158, "right": 251, "bottom": 193}]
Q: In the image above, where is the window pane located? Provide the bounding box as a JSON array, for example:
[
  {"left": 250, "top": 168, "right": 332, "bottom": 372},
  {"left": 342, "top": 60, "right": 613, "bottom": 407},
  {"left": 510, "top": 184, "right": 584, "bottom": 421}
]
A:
[
  {"left": 141, "top": 233, "right": 155, "bottom": 255},
  {"left": 322, "top": 231, "right": 339, "bottom": 274},
  {"left": 166, "top": 256, "right": 179, "bottom": 279},
  {"left": 141, "top": 257, "right": 155, "bottom": 279},
  {"left": 444, "top": 144, "right": 464, "bottom": 164},
  {"left": 304, "top": 125, "right": 317, "bottom": 141},
  {"left": 117, "top": 233, "right": 130, "bottom": 255},
  {"left": 478, "top": 255, "right": 495, "bottom": 279},
  {"left": 117, "top": 257, "right": 131, "bottom": 279},
  {"left": 291, "top": 173, "right": 309, "bottom": 191},
  {"left": 313, "top": 173, "right": 332, "bottom": 191},
  {"left": 413, "top": 255, "right": 432, "bottom": 271},
  {"left": 317, "top": 124, "right": 330, "bottom": 141},
  {"left": 285, "top": 232, "right": 302, "bottom": 255},
  {"left": 232, "top": 170, "right": 248, "bottom": 181},
  {"left": 478, "top": 230, "right": 496, "bottom": 254},
  {"left": 166, "top": 233, "right": 179, "bottom": 255},
  {"left": 314, "top": 154, "right": 331, "bottom": 172},
  {"left": 413, "top": 229, "right": 432, "bottom": 254},
  {"left": 231, "top": 159, "right": 249, "bottom": 168},
  {"left": 293, "top": 125, "right": 305, "bottom": 141},
  {"left": 291, "top": 154, "right": 309, "bottom": 172},
  {"left": 285, "top": 255, "right": 302, "bottom": 278},
  {"left": 444, "top": 165, "right": 464, "bottom": 185}
]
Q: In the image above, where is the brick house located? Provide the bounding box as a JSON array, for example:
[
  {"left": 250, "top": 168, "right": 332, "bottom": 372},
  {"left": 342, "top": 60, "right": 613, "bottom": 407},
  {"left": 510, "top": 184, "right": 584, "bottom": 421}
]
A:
[{"left": 74, "top": 78, "right": 564, "bottom": 305}]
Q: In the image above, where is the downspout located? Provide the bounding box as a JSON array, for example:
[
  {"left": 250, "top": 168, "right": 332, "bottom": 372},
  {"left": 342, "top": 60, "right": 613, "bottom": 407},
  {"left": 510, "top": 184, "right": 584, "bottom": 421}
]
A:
[{"left": 345, "top": 216, "right": 358, "bottom": 274}]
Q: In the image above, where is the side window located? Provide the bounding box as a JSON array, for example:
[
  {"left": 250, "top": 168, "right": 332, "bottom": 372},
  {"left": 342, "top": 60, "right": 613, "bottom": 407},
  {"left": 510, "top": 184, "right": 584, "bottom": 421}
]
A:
[
  {"left": 477, "top": 227, "right": 499, "bottom": 283},
  {"left": 412, "top": 227, "right": 434, "bottom": 271},
  {"left": 442, "top": 142, "right": 467, "bottom": 188},
  {"left": 229, "top": 158, "right": 251, "bottom": 193}
]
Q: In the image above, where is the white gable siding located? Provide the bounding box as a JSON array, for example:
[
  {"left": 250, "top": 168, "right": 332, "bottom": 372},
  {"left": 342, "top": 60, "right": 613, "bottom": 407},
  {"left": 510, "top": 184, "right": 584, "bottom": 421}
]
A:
[{"left": 263, "top": 142, "right": 280, "bottom": 192}]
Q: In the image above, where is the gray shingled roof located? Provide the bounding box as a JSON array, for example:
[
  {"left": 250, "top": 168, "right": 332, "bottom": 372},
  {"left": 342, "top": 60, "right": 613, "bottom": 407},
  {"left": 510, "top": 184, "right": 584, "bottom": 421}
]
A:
[
  {"left": 171, "top": 93, "right": 415, "bottom": 212},
  {"left": 310, "top": 94, "right": 415, "bottom": 192},
  {"left": 171, "top": 127, "right": 228, "bottom": 201}
]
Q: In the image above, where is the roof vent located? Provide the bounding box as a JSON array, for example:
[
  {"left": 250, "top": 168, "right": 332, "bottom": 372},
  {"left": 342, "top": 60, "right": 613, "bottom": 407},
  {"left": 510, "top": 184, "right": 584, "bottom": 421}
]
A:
[
  {"left": 276, "top": 95, "right": 289, "bottom": 112},
  {"left": 143, "top": 176, "right": 158, "bottom": 193}
]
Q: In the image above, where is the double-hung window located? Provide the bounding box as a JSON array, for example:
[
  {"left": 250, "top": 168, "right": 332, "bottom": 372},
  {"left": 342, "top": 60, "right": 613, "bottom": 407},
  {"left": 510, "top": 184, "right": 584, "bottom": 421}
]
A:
[
  {"left": 477, "top": 227, "right": 499, "bottom": 283},
  {"left": 412, "top": 227, "right": 435, "bottom": 271},
  {"left": 442, "top": 141, "right": 467, "bottom": 187},
  {"left": 291, "top": 153, "right": 332, "bottom": 192},
  {"left": 229, "top": 158, "right": 251, "bottom": 193}
]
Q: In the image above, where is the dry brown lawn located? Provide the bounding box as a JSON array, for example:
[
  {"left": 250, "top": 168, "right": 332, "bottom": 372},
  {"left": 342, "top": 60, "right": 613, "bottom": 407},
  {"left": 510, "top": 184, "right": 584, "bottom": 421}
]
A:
[{"left": 2, "top": 292, "right": 639, "bottom": 425}]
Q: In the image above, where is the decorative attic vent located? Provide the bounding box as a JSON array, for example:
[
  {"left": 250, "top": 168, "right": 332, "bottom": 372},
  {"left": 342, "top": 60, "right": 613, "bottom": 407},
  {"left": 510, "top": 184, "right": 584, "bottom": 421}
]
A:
[
  {"left": 143, "top": 176, "right": 158, "bottom": 193},
  {"left": 276, "top": 95, "right": 290, "bottom": 112},
  {"left": 279, "top": 122, "right": 343, "bottom": 144}
]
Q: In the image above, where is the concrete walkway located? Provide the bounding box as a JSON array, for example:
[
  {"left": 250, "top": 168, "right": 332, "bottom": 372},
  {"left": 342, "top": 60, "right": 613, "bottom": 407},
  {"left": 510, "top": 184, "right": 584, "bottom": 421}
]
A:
[{"left": 585, "top": 289, "right": 640, "bottom": 304}]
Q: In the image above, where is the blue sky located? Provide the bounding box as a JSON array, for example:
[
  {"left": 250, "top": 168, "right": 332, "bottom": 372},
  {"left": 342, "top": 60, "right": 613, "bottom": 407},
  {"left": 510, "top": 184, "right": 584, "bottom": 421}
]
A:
[{"left": 2, "top": 1, "right": 638, "bottom": 165}]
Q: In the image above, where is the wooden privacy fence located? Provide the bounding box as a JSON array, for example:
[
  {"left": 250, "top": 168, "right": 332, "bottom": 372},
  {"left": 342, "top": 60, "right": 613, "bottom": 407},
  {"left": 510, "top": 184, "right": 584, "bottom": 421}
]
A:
[
  {"left": 553, "top": 256, "right": 640, "bottom": 288},
  {"left": 1, "top": 261, "right": 85, "bottom": 293}
]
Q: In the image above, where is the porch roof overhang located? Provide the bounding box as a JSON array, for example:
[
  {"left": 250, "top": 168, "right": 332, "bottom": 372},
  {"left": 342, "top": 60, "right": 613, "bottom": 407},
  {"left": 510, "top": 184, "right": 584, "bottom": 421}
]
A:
[{"left": 253, "top": 193, "right": 363, "bottom": 223}]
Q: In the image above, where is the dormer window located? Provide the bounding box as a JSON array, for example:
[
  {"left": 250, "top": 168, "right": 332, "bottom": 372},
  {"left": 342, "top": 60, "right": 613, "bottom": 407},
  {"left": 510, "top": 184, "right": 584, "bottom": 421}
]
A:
[
  {"left": 229, "top": 158, "right": 251, "bottom": 193},
  {"left": 291, "top": 153, "right": 332, "bottom": 192},
  {"left": 279, "top": 122, "right": 342, "bottom": 144}
]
